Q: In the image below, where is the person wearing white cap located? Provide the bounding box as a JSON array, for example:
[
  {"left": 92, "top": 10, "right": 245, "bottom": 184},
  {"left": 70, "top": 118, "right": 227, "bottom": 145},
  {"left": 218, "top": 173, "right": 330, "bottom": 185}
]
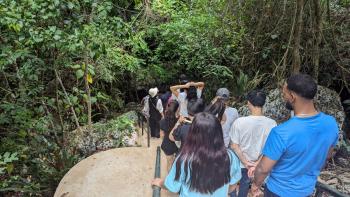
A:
[{"left": 142, "top": 87, "right": 164, "bottom": 138}]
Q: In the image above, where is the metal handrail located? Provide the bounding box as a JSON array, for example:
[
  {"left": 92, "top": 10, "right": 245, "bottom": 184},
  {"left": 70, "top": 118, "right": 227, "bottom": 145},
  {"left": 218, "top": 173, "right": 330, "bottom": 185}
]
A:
[
  {"left": 136, "top": 110, "right": 150, "bottom": 147},
  {"left": 152, "top": 146, "right": 161, "bottom": 197},
  {"left": 147, "top": 118, "right": 150, "bottom": 147},
  {"left": 314, "top": 181, "right": 350, "bottom": 197}
]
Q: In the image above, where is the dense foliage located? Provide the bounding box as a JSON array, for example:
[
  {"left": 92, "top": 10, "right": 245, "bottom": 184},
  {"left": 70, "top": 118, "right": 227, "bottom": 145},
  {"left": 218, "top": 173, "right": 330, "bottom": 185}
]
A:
[{"left": 0, "top": 0, "right": 349, "bottom": 196}]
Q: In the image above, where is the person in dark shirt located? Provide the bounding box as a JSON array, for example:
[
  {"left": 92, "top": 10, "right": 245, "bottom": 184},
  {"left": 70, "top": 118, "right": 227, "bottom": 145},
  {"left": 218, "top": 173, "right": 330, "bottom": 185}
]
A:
[
  {"left": 159, "top": 100, "right": 180, "bottom": 172},
  {"left": 169, "top": 98, "right": 205, "bottom": 151}
]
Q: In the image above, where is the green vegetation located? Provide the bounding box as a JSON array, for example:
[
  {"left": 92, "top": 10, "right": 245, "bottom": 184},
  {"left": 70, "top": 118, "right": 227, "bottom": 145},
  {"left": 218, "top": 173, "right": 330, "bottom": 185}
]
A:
[{"left": 0, "top": 0, "right": 349, "bottom": 196}]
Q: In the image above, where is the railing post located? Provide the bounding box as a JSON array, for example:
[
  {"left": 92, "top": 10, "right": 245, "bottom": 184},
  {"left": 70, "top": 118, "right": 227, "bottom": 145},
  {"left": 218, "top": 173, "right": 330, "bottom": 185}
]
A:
[
  {"left": 147, "top": 119, "right": 150, "bottom": 147},
  {"left": 153, "top": 146, "right": 161, "bottom": 197}
]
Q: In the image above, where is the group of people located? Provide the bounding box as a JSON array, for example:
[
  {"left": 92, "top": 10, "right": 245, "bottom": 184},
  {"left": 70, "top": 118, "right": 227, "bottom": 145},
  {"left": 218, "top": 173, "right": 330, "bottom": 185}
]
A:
[{"left": 143, "top": 73, "right": 338, "bottom": 197}]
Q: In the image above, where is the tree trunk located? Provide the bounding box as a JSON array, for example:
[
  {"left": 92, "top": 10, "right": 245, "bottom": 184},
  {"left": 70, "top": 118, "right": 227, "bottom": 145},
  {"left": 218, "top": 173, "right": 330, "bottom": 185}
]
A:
[
  {"left": 54, "top": 69, "right": 81, "bottom": 130},
  {"left": 84, "top": 55, "right": 92, "bottom": 131},
  {"left": 312, "top": 0, "right": 322, "bottom": 81},
  {"left": 292, "top": 0, "right": 304, "bottom": 74}
]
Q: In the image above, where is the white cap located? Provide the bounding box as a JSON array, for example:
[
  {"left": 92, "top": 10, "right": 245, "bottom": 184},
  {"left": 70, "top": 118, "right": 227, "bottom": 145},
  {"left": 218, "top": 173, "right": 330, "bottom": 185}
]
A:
[{"left": 148, "top": 87, "right": 159, "bottom": 98}]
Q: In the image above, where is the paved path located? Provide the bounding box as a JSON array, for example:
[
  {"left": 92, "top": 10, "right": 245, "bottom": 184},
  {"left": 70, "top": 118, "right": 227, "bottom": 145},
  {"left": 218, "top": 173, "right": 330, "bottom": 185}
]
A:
[{"left": 54, "top": 131, "right": 177, "bottom": 197}]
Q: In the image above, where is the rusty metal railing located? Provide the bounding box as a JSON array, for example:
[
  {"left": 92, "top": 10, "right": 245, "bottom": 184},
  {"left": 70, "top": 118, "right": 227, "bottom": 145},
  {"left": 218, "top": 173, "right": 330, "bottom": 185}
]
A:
[{"left": 314, "top": 181, "right": 350, "bottom": 197}]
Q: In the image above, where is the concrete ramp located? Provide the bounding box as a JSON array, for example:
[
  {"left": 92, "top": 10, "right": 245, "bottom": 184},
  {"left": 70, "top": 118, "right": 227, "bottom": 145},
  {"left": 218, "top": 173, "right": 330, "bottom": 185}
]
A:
[{"left": 54, "top": 138, "right": 176, "bottom": 197}]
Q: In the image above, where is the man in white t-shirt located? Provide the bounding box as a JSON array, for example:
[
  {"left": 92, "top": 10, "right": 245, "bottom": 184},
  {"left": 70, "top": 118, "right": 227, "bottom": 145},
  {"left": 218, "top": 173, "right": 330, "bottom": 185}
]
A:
[
  {"left": 170, "top": 81, "right": 204, "bottom": 117},
  {"left": 230, "top": 90, "right": 277, "bottom": 197}
]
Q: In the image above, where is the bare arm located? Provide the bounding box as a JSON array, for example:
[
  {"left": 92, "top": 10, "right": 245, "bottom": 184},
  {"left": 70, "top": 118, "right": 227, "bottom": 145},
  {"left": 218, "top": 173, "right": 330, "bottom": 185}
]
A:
[
  {"left": 231, "top": 143, "right": 256, "bottom": 168},
  {"left": 251, "top": 156, "right": 277, "bottom": 194},
  {"left": 327, "top": 147, "right": 334, "bottom": 160},
  {"left": 151, "top": 178, "right": 167, "bottom": 190},
  {"left": 170, "top": 84, "right": 188, "bottom": 98},
  {"left": 229, "top": 184, "right": 238, "bottom": 193},
  {"left": 191, "top": 82, "right": 205, "bottom": 90},
  {"left": 160, "top": 129, "right": 165, "bottom": 138},
  {"left": 221, "top": 113, "right": 227, "bottom": 125},
  {"left": 169, "top": 120, "right": 181, "bottom": 142},
  {"left": 248, "top": 155, "right": 263, "bottom": 177},
  {"left": 321, "top": 147, "right": 335, "bottom": 169}
]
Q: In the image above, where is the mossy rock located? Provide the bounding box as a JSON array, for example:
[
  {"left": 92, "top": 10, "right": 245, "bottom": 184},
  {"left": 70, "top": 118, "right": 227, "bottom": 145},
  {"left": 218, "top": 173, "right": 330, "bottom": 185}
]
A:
[{"left": 67, "top": 111, "right": 139, "bottom": 157}]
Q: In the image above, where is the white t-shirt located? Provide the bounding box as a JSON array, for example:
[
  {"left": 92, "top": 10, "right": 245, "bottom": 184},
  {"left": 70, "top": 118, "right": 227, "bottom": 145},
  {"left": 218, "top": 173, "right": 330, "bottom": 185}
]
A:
[
  {"left": 175, "top": 89, "right": 202, "bottom": 117},
  {"left": 230, "top": 116, "right": 277, "bottom": 168},
  {"left": 222, "top": 107, "right": 239, "bottom": 147}
]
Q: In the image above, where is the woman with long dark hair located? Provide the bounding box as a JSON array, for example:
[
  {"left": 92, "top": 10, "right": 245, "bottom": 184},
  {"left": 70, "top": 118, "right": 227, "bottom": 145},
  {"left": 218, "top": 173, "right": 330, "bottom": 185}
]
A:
[
  {"left": 152, "top": 112, "right": 241, "bottom": 196},
  {"left": 159, "top": 100, "right": 180, "bottom": 172},
  {"left": 205, "top": 97, "right": 226, "bottom": 123}
]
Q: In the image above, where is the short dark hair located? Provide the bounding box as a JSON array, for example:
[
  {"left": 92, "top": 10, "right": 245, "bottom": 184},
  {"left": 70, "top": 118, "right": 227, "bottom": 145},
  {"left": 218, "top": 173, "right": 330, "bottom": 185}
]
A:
[
  {"left": 247, "top": 90, "right": 266, "bottom": 107},
  {"left": 287, "top": 74, "right": 317, "bottom": 100},
  {"left": 187, "top": 98, "right": 205, "bottom": 116},
  {"left": 179, "top": 74, "right": 188, "bottom": 84}
]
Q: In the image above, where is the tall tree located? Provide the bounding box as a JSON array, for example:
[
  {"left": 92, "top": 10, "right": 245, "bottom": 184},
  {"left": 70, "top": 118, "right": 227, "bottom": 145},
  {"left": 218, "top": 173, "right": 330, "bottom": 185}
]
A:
[
  {"left": 292, "top": 0, "right": 305, "bottom": 74},
  {"left": 312, "top": 0, "right": 322, "bottom": 81}
]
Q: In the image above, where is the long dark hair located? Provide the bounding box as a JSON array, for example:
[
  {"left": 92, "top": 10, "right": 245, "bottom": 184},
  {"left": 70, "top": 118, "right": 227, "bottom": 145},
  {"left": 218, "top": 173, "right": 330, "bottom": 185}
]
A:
[
  {"left": 174, "top": 112, "right": 230, "bottom": 194},
  {"left": 187, "top": 98, "right": 205, "bottom": 116},
  {"left": 204, "top": 98, "right": 226, "bottom": 121},
  {"left": 186, "top": 86, "right": 198, "bottom": 101},
  {"left": 164, "top": 100, "right": 179, "bottom": 132}
]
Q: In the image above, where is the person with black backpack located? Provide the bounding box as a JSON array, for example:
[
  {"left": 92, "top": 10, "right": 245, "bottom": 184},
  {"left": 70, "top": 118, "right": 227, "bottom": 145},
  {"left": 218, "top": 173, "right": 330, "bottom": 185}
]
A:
[{"left": 142, "top": 88, "right": 164, "bottom": 138}]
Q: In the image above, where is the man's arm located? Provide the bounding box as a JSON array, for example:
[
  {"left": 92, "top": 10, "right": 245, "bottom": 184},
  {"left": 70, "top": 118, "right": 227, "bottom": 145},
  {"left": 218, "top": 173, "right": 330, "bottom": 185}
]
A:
[
  {"left": 321, "top": 147, "right": 335, "bottom": 169},
  {"left": 231, "top": 143, "right": 256, "bottom": 168},
  {"left": 327, "top": 147, "right": 334, "bottom": 160},
  {"left": 251, "top": 156, "right": 277, "bottom": 195}
]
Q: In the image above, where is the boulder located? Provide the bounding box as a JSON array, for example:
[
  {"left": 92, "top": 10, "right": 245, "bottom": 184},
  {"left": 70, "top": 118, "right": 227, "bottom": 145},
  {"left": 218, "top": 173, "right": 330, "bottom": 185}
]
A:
[
  {"left": 67, "top": 111, "right": 140, "bottom": 156},
  {"left": 237, "top": 86, "right": 346, "bottom": 140}
]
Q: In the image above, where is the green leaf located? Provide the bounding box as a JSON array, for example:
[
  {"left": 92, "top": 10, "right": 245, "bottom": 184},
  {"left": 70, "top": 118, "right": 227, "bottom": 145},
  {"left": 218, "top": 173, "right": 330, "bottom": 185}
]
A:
[
  {"left": 18, "top": 130, "right": 27, "bottom": 138},
  {"left": 67, "top": 2, "right": 74, "bottom": 9},
  {"left": 53, "top": 34, "right": 61, "bottom": 40},
  {"left": 6, "top": 164, "right": 14, "bottom": 174},
  {"left": 75, "top": 69, "right": 84, "bottom": 79},
  {"left": 70, "top": 64, "right": 81, "bottom": 69},
  {"left": 71, "top": 96, "right": 78, "bottom": 104},
  {"left": 91, "top": 97, "right": 97, "bottom": 104}
]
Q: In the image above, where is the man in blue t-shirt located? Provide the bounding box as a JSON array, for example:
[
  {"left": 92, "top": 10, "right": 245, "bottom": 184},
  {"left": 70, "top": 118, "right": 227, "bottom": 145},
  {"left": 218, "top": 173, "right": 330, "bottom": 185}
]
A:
[{"left": 251, "top": 74, "right": 339, "bottom": 197}]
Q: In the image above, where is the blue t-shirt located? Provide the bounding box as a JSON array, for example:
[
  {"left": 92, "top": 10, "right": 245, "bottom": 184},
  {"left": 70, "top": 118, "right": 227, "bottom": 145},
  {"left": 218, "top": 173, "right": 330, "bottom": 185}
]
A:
[
  {"left": 164, "top": 150, "right": 241, "bottom": 197},
  {"left": 263, "top": 112, "right": 338, "bottom": 197}
]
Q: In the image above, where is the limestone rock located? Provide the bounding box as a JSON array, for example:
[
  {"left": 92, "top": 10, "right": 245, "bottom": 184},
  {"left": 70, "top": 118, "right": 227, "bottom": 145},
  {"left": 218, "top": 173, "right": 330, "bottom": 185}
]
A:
[
  {"left": 320, "top": 167, "right": 350, "bottom": 195},
  {"left": 67, "top": 111, "right": 140, "bottom": 156}
]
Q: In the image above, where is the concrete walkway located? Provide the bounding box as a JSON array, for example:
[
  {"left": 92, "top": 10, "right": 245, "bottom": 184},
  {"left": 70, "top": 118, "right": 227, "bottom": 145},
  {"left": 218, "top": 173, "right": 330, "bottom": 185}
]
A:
[{"left": 54, "top": 132, "right": 177, "bottom": 197}]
